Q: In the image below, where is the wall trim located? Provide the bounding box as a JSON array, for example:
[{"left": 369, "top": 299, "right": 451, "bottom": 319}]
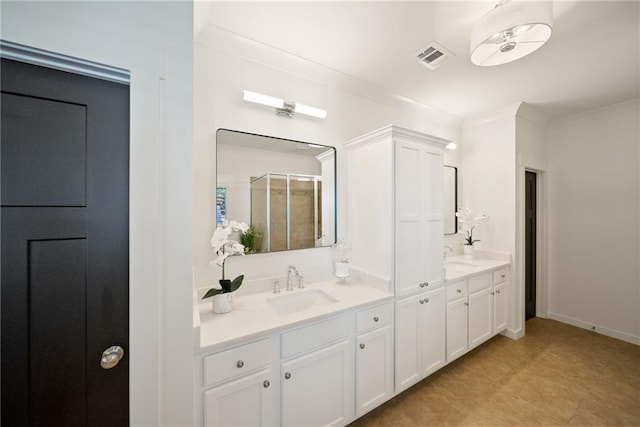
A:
[
  {"left": 0, "top": 40, "right": 130, "bottom": 84},
  {"left": 548, "top": 312, "right": 640, "bottom": 346},
  {"left": 502, "top": 328, "right": 524, "bottom": 340},
  {"left": 345, "top": 124, "right": 450, "bottom": 151},
  {"left": 550, "top": 98, "right": 640, "bottom": 128}
]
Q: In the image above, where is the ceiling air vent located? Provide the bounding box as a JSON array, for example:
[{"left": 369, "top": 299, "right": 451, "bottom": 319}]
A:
[{"left": 413, "top": 42, "right": 455, "bottom": 70}]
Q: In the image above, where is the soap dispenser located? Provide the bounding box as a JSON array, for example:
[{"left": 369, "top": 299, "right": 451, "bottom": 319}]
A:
[{"left": 332, "top": 238, "right": 350, "bottom": 282}]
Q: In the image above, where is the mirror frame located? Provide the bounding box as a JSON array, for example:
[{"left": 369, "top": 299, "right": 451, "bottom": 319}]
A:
[
  {"left": 216, "top": 128, "right": 337, "bottom": 254},
  {"left": 444, "top": 165, "right": 458, "bottom": 235}
]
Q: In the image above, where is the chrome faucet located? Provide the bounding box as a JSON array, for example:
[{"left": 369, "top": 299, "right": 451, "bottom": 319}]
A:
[
  {"left": 444, "top": 245, "right": 454, "bottom": 260},
  {"left": 287, "top": 265, "right": 299, "bottom": 291}
]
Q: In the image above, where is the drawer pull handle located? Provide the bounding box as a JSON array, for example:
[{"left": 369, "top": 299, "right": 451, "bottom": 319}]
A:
[
  {"left": 373, "top": 316, "right": 379, "bottom": 322},
  {"left": 456, "top": 289, "right": 462, "bottom": 293},
  {"left": 285, "top": 372, "right": 291, "bottom": 380},
  {"left": 360, "top": 343, "right": 365, "bottom": 349},
  {"left": 236, "top": 360, "right": 244, "bottom": 368},
  {"left": 263, "top": 380, "right": 270, "bottom": 388}
]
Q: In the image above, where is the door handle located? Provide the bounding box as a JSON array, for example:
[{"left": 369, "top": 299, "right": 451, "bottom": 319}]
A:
[{"left": 100, "top": 345, "right": 125, "bottom": 369}]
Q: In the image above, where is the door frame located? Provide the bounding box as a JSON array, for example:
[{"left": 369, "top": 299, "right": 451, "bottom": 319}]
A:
[{"left": 522, "top": 168, "right": 548, "bottom": 321}]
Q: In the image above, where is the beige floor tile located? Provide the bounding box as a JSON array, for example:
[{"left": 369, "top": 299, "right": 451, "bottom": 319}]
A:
[{"left": 349, "top": 318, "right": 640, "bottom": 427}]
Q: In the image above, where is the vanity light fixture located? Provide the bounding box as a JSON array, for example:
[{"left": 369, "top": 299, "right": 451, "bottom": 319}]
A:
[
  {"left": 446, "top": 142, "right": 457, "bottom": 150},
  {"left": 470, "top": 0, "right": 553, "bottom": 66},
  {"left": 242, "top": 90, "right": 327, "bottom": 119}
]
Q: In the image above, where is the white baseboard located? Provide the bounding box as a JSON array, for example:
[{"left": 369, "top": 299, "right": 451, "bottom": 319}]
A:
[
  {"left": 502, "top": 328, "right": 524, "bottom": 340},
  {"left": 548, "top": 312, "right": 640, "bottom": 346}
]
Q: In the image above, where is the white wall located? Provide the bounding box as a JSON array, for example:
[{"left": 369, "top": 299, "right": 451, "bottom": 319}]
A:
[
  {"left": 547, "top": 100, "right": 640, "bottom": 344},
  {"left": 1, "top": 2, "right": 194, "bottom": 424},
  {"left": 194, "top": 24, "right": 461, "bottom": 289},
  {"left": 461, "top": 105, "right": 519, "bottom": 335},
  {"left": 515, "top": 104, "right": 550, "bottom": 331}
]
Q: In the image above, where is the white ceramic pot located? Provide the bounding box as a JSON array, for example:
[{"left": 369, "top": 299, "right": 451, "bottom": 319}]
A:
[
  {"left": 463, "top": 245, "right": 475, "bottom": 258},
  {"left": 212, "top": 292, "right": 235, "bottom": 314}
]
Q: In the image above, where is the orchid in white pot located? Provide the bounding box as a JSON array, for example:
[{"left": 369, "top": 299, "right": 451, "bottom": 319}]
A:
[
  {"left": 202, "top": 220, "right": 249, "bottom": 306},
  {"left": 456, "top": 207, "right": 489, "bottom": 247}
]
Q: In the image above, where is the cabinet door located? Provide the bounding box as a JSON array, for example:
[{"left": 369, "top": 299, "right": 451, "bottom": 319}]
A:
[
  {"left": 281, "top": 340, "right": 353, "bottom": 427},
  {"left": 395, "top": 141, "right": 424, "bottom": 297},
  {"left": 204, "top": 369, "right": 276, "bottom": 427},
  {"left": 355, "top": 325, "right": 393, "bottom": 417},
  {"left": 493, "top": 283, "right": 508, "bottom": 334},
  {"left": 419, "top": 287, "right": 446, "bottom": 377},
  {"left": 421, "top": 146, "right": 444, "bottom": 289},
  {"left": 395, "top": 294, "right": 422, "bottom": 393},
  {"left": 446, "top": 297, "right": 469, "bottom": 362},
  {"left": 468, "top": 287, "right": 493, "bottom": 349}
]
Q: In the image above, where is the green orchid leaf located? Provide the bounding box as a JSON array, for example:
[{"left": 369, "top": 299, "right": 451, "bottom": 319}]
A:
[
  {"left": 219, "top": 279, "right": 232, "bottom": 292},
  {"left": 228, "top": 275, "right": 244, "bottom": 293},
  {"left": 201, "top": 288, "right": 224, "bottom": 299}
]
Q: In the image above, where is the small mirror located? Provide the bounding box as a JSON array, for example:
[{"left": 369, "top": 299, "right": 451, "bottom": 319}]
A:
[
  {"left": 216, "top": 129, "right": 336, "bottom": 253},
  {"left": 444, "top": 165, "right": 458, "bottom": 235}
]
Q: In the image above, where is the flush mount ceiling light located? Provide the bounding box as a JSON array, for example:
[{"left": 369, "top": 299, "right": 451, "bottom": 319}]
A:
[
  {"left": 242, "top": 90, "right": 327, "bottom": 119},
  {"left": 470, "top": 0, "right": 553, "bottom": 66}
]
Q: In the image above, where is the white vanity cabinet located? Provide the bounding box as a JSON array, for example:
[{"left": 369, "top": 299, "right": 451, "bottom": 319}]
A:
[
  {"left": 201, "top": 337, "right": 278, "bottom": 427},
  {"left": 445, "top": 266, "right": 509, "bottom": 363},
  {"left": 354, "top": 302, "right": 394, "bottom": 417},
  {"left": 280, "top": 314, "right": 355, "bottom": 427},
  {"left": 395, "top": 287, "right": 446, "bottom": 393}
]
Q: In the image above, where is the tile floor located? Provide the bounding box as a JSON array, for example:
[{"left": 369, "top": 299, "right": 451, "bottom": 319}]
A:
[{"left": 350, "top": 318, "right": 640, "bottom": 426}]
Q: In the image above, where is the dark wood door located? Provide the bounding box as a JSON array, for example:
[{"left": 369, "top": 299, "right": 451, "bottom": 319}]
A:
[
  {"left": 1, "top": 58, "right": 129, "bottom": 426},
  {"left": 525, "top": 171, "right": 537, "bottom": 320}
]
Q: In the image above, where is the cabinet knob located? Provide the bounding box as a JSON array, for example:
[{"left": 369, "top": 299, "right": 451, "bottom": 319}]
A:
[
  {"left": 464, "top": 302, "right": 469, "bottom": 306},
  {"left": 284, "top": 372, "right": 291, "bottom": 380},
  {"left": 419, "top": 299, "right": 425, "bottom": 304},
  {"left": 373, "top": 316, "right": 379, "bottom": 322},
  {"left": 456, "top": 289, "right": 462, "bottom": 293},
  {"left": 360, "top": 343, "right": 365, "bottom": 349},
  {"left": 236, "top": 360, "right": 244, "bottom": 368},
  {"left": 263, "top": 380, "right": 270, "bottom": 388},
  {"left": 425, "top": 298, "right": 429, "bottom": 303},
  {"left": 496, "top": 290, "right": 501, "bottom": 294},
  {"left": 491, "top": 291, "right": 495, "bottom": 295},
  {"left": 501, "top": 274, "right": 506, "bottom": 279},
  {"left": 419, "top": 282, "right": 429, "bottom": 288}
]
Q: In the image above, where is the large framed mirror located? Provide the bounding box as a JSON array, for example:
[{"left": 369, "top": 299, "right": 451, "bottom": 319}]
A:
[
  {"left": 216, "top": 129, "right": 336, "bottom": 254},
  {"left": 444, "top": 165, "right": 458, "bottom": 235}
]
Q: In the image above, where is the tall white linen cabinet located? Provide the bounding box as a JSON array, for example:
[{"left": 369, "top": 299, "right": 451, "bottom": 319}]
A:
[{"left": 346, "top": 125, "right": 449, "bottom": 394}]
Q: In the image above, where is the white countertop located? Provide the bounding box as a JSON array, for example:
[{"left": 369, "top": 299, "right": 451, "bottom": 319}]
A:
[
  {"left": 444, "top": 254, "right": 511, "bottom": 282},
  {"left": 194, "top": 278, "right": 393, "bottom": 352}
]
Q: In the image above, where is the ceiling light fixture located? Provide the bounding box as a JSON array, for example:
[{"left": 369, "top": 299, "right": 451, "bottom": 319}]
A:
[
  {"left": 243, "top": 90, "right": 327, "bottom": 119},
  {"left": 470, "top": 0, "right": 552, "bottom": 66}
]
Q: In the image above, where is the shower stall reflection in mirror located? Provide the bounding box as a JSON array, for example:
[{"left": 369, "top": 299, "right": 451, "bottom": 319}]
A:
[{"left": 250, "top": 173, "right": 323, "bottom": 252}]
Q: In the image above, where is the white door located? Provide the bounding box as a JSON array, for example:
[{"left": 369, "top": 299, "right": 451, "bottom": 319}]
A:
[
  {"left": 468, "top": 287, "right": 494, "bottom": 349},
  {"left": 419, "top": 288, "right": 446, "bottom": 377},
  {"left": 446, "top": 297, "right": 469, "bottom": 362},
  {"left": 281, "top": 341, "right": 353, "bottom": 427},
  {"left": 493, "top": 283, "right": 508, "bottom": 334},
  {"left": 204, "top": 369, "right": 276, "bottom": 427},
  {"left": 355, "top": 325, "right": 393, "bottom": 416},
  {"left": 395, "top": 293, "right": 422, "bottom": 392}
]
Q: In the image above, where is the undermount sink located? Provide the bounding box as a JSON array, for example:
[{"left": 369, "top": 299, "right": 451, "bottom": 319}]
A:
[
  {"left": 267, "top": 289, "right": 338, "bottom": 315},
  {"left": 444, "top": 260, "right": 479, "bottom": 268}
]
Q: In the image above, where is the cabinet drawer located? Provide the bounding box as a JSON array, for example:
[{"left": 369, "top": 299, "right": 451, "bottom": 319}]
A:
[
  {"left": 468, "top": 272, "right": 492, "bottom": 294},
  {"left": 446, "top": 280, "right": 467, "bottom": 302},
  {"left": 356, "top": 301, "right": 393, "bottom": 333},
  {"left": 493, "top": 268, "right": 508, "bottom": 284},
  {"left": 204, "top": 338, "right": 271, "bottom": 387},
  {"left": 281, "top": 314, "right": 350, "bottom": 359}
]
